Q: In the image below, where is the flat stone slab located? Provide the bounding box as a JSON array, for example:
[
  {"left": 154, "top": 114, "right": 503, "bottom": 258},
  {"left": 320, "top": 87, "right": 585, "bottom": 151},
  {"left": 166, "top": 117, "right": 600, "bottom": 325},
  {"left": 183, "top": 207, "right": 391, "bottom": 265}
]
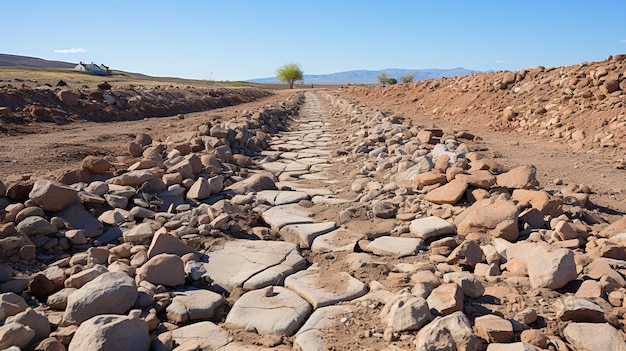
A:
[
  {"left": 225, "top": 286, "right": 312, "bottom": 336},
  {"left": 311, "top": 196, "right": 353, "bottom": 205},
  {"left": 364, "top": 236, "right": 425, "bottom": 257},
  {"left": 311, "top": 228, "right": 363, "bottom": 253},
  {"left": 166, "top": 288, "right": 226, "bottom": 323},
  {"left": 277, "top": 183, "right": 333, "bottom": 197},
  {"left": 204, "top": 240, "right": 306, "bottom": 293},
  {"left": 294, "top": 305, "right": 355, "bottom": 351},
  {"left": 280, "top": 222, "right": 338, "bottom": 248},
  {"left": 262, "top": 204, "right": 313, "bottom": 230},
  {"left": 170, "top": 321, "right": 230, "bottom": 350},
  {"left": 409, "top": 216, "right": 457, "bottom": 241},
  {"left": 284, "top": 267, "right": 368, "bottom": 309},
  {"left": 261, "top": 161, "right": 309, "bottom": 175},
  {"left": 256, "top": 190, "right": 309, "bottom": 206}
]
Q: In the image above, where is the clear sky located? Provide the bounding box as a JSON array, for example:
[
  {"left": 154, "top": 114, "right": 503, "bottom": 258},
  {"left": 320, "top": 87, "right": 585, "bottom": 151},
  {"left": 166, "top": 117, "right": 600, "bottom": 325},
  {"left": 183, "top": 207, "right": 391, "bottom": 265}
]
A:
[{"left": 2, "top": 1, "right": 625, "bottom": 81}]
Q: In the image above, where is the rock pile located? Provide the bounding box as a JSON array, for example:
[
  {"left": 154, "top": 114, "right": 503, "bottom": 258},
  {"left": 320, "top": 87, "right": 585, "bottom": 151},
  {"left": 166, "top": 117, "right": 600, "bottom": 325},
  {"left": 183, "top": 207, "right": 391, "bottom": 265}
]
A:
[
  {"left": 0, "top": 82, "right": 272, "bottom": 128},
  {"left": 344, "top": 54, "right": 626, "bottom": 168},
  {"left": 1, "top": 90, "right": 626, "bottom": 350}
]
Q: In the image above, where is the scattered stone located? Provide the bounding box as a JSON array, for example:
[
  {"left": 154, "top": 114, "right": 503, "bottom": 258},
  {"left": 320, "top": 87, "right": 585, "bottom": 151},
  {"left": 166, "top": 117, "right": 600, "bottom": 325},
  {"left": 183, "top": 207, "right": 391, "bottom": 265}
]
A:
[
  {"left": 364, "top": 236, "right": 424, "bottom": 257},
  {"left": 0, "top": 322, "right": 35, "bottom": 350},
  {"left": 136, "top": 253, "right": 185, "bottom": 287},
  {"left": 474, "top": 314, "right": 515, "bottom": 343},
  {"left": 443, "top": 272, "right": 484, "bottom": 298},
  {"left": 29, "top": 179, "right": 79, "bottom": 212},
  {"left": 555, "top": 296, "right": 605, "bottom": 322},
  {"left": 409, "top": 216, "right": 457, "bottom": 241},
  {"left": 380, "top": 292, "right": 432, "bottom": 332},
  {"left": 426, "top": 283, "right": 464, "bottom": 316},
  {"left": 414, "top": 311, "right": 481, "bottom": 351},
  {"left": 456, "top": 197, "right": 519, "bottom": 241},
  {"left": 562, "top": 322, "right": 626, "bottom": 351},
  {"left": 62, "top": 272, "right": 137, "bottom": 325}
]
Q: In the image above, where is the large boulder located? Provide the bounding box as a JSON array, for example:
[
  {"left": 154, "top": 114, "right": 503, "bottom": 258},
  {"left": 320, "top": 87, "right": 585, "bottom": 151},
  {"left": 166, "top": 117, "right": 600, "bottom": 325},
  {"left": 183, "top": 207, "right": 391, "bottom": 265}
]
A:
[
  {"left": 414, "top": 311, "right": 481, "bottom": 351},
  {"left": 136, "top": 253, "right": 185, "bottom": 287},
  {"left": 62, "top": 272, "right": 137, "bottom": 325},
  {"left": 29, "top": 180, "right": 79, "bottom": 212},
  {"left": 68, "top": 313, "right": 149, "bottom": 351}
]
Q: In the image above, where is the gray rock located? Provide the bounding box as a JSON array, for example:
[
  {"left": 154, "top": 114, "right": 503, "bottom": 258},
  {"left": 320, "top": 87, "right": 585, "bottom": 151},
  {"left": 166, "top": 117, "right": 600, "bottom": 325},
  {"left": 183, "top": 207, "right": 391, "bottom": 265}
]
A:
[
  {"left": 0, "top": 322, "right": 35, "bottom": 349},
  {"left": 123, "top": 223, "right": 154, "bottom": 244},
  {"left": 29, "top": 179, "right": 79, "bottom": 212},
  {"left": 555, "top": 296, "right": 605, "bottom": 322},
  {"left": 204, "top": 239, "right": 305, "bottom": 293},
  {"left": 310, "top": 227, "right": 363, "bottom": 253},
  {"left": 364, "top": 236, "right": 424, "bottom": 257},
  {"left": 136, "top": 254, "right": 185, "bottom": 287},
  {"left": 0, "top": 292, "right": 29, "bottom": 317},
  {"left": 62, "top": 272, "right": 137, "bottom": 325},
  {"left": 16, "top": 216, "right": 57, "bottom": 236},
  {"left": 166, "top": 288, "right": 226, "bottom": 323},
  {"left": 294, "top": 305, "right": 354, "bottom": 351},
  {"left": 57, "top": 204, "right": 104, "bottom": 238},
  {"left": 5, "top": 307, "right": 50, "bottom": 341},
  {"left": 256, "top": 190, "right": 309, "bottom": 205},
  {"left": 443, "top": 272, "right": 485, "bottom": 298},
  {"left": 284, "top": 267, "right": 367, "bottom": 309},
  {"left": 224, "top": 174, "right": 277, "bottom": 195},
  {"left": 147, "top": 232, "right": 199, "bottom": 259},
  {"left": 409, "top": 216, "right": 456, "bottom": 241},
  {"left": 68, "top": 314, "right": 149, "bottom": 351},
  {"left": 380, "top": 292, "right": 432, "bottom": 332},
  {"left": 226, "top": 286, "right": 312, "bottom": 336}
]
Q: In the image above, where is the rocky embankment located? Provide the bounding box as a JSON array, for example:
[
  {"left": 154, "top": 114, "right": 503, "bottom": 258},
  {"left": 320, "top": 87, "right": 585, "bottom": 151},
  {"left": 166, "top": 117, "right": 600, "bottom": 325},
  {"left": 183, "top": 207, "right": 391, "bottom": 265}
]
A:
[
  {"left": 344, "top": 54, "right": 626, "bottom": 168},
  {"left": 1, "top": 90, "right": 626, "bottom": 350},
  {"left": 0, "top": 81, "right": 272, "bottom": 131}
]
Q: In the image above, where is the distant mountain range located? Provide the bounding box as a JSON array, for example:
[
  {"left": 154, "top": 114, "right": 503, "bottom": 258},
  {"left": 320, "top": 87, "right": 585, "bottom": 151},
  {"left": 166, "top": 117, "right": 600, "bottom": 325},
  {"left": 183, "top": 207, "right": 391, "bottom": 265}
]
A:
[
  {"left": 248, "top": 67, "right": 480, "bottom": 85},
  {"left": 0, "top": 53, "right": 75, "bottom": 69}
]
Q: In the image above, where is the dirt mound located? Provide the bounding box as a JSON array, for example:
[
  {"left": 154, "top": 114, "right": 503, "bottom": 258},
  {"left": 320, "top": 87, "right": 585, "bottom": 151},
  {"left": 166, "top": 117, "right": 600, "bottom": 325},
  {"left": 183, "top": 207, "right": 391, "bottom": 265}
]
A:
[
  {"left": 0, "top": 81, "right": 273, "bottom": 133},
  {"left": 344, "top": 54, "right": 626, "bottom": 168}
]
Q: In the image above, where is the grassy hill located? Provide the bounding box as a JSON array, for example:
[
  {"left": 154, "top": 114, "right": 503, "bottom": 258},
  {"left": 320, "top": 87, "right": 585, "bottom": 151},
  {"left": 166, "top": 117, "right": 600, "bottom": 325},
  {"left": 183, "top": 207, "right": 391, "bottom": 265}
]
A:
[{"left": 0, "top": 53, "right": 251, "bottom": 88}]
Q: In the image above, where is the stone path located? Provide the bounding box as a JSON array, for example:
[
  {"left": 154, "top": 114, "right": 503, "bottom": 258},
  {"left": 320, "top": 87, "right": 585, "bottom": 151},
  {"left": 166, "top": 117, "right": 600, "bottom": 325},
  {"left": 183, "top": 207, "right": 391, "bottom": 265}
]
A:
[{"left": 1, "top": 90, "right": 625, "bottom": 350}]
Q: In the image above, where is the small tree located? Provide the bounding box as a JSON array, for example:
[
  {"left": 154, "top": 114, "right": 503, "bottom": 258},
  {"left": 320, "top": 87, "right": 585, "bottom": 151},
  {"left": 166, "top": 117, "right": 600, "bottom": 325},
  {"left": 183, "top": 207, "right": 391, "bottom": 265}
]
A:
[
  {"left": 400, "top": 73, "right": 416, "bottom": 84},
  {"left": 387, "top": 78, "right": 398, "bottom": 85},
  {"left": 276, "top": 63, "right": 303, "bottom": 89},
  {"left": 377, "top": 71, "right": 389, "bottom": 85}
]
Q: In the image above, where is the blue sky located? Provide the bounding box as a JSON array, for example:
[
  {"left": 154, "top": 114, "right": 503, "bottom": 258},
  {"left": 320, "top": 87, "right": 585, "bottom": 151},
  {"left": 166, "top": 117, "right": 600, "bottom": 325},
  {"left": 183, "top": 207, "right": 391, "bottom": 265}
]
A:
[{"left": 2, "top": 1, "right": 625, "bottom": 81}]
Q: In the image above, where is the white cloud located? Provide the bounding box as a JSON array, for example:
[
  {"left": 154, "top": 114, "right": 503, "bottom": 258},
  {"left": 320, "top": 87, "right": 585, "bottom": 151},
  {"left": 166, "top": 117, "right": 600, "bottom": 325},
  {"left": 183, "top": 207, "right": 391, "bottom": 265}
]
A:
[
  {"left": 54, "top": 47, "right": 87, "bottom": 54},
  {"left": 619, "top": 40, "right": 626, "bottom": 43},
  {"left": 495, "top": 60, "right": 506, "bottom": 64}
]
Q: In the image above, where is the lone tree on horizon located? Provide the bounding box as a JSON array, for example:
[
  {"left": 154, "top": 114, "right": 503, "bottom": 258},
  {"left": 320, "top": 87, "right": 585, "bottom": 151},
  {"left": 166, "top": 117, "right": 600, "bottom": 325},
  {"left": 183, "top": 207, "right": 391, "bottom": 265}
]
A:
[{"left": 276, "top": 63, "right": 303, "bottom": 89}]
